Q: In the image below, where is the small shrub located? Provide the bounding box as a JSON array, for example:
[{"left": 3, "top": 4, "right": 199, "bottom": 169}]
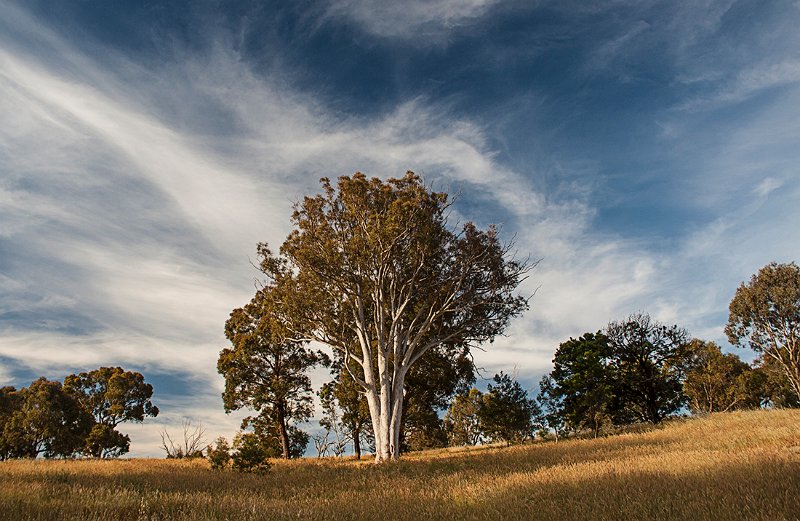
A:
[
  {"left": 231, "top": 432, "right": 271, "bottom": 473},
  {"left": 206, "top": 437, "right": 231, "bottom": 470}
]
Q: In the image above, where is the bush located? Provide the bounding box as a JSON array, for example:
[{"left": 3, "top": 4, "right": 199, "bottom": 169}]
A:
[
  {"left": 231, "top": 432, "right": 271, "bottom": 473},
  {"left": 206, "top": 437, "right": 231, "bottom": 470}
]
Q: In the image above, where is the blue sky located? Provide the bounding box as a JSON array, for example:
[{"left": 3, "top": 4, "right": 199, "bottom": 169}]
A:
[{"left": 1, "top": 0, "right": 799, "bottom": 456}]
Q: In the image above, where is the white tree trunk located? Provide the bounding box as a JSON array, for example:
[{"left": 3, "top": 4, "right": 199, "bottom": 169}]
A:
[{"left": 362, "top": 365, "right": 408, "bottom": 462}]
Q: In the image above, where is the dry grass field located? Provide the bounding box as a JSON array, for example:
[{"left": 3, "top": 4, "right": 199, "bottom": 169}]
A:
[{"left": 1, "top": 409, "right": 799, "bottom": 520}]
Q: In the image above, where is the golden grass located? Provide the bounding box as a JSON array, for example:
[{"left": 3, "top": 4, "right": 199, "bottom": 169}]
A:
[{"left": 2, "top": 409, "right": 799, "bottom": 520}]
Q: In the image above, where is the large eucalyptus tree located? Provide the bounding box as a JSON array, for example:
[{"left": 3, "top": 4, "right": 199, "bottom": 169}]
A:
[{"left": 257, "top": 172, "right": 530, "bottom": 462}]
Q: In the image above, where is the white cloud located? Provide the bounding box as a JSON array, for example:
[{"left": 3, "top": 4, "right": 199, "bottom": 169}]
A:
[
  {"left": 678, "top": 60, "right": 800, "bottom": 112},
  {"left": 321, "top": 0, "right": 502, "bottom": 40},
  {"left": 754, "top": 177, "right": 783, "bottom": 198}
]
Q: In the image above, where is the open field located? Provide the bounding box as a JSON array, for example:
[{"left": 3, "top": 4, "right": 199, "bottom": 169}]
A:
[{"left": 1, "top": 409, "right": 799, "bottom": 520}]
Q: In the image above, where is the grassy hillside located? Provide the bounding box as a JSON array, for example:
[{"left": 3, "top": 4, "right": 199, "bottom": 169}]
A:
[{"left": 2, "top": 409, "right": 799, "bottom": 520}]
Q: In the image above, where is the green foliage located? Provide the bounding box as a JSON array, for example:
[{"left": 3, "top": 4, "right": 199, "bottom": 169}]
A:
[
  {"left": 540, "top": 314, "right": 691, "bottom": 436},
  {"left": 0, "top": 386, "right": 24, "bottom": 460},
  {"left": 726, "top": 262, "right": 800, "bottom": 402},
  {"left": 605, "top": 313, "right": 688, "bottom": 424},
  {"left": 681, "top": 340, "right": 763, "bottom": 414},
  {"left": 206, "top": 437, "right": 231, "bottom": 470},
  {"left": 444, "top": 388, "right": 483, "bottom": 446},
  {"left": 219, "top": 288, "right": 326, "bottom": 459},
  {"left": 1, "top": 368, "right": 158, "bottom": 460},
  {"left": 751, "top": 355, "right": 800, "bottom": 408},
  {"left": 84, "top": 424, "right": 130, "bottom": 459},
  {"left": 477, "top": 372, "right": 540, "bottom": 445},
  {"left": 549, "top": 332, "right": 613, "bottom": 436},
  {"left": 402, "top": 401, "right": 448, "bottom": 451},
  {"left": 63, "top": 366, "right": 158, "bottom": 458},
  {"left": 535, "top": 376, "right": 566, "bottom": 441},
  {"left": 63, "top": 367, "right": 159, "bottom": 427},
  {"left": 402, "top": 344, "right": 475, "bottom": 452},
  {"left": 231, "top": 432, "right": 271, "bottom": 473},
  {"left": 0, "top": 378, "right": 93, "bottom": 459}
]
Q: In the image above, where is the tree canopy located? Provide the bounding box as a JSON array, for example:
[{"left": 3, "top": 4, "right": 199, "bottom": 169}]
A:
[
  {"left": 254, "top": 172, "right": 530, "bottom": 461},
  {"left": 605, "top": 313, "right": 688, "bottom": 424},
  {"left": 477, "top": 373, "right": 540, "bottom": 445},
  {"left": 549, "top": 332, "right": 612, "bottom": 436},
  {"left": 726, "top": 262, "right": 800, "bottom": 402},
  {"left": 219, "top": 288, "right": 327, "bottom": 459},
  {"left": 0, "top": 378, "right": 92, "bottom": 459},
  {"left": 444, "top": 388, "right": 483, "bottom": 446},
  {"left": 681, "top": 339, "right": 762, "bottom": 414},
  {"left": 63, "top": 366, "right": 159, "bottom": 458}
]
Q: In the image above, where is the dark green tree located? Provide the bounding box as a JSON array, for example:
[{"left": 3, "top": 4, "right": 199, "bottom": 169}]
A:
[
  {"left": 257, "top": 172, "right": 530, "bottom": 461},
  {"left": 206, "top": 436, "right": 232, "bottom": 470},
  {"left": 535, "top": 375, "right": 566, "bottom": 442},
  {"left": 478, "top": 372, "right": 540, "bottom": 445},
  {"left": 605, "top": 313, "right": 688, "bottom": 424},
  {"left": 401, "top": 343, "right": 475, "bottom": 451},
  {"left": 726, "top": 262, "right": 800, "bottom": 402},
  {"left": 63, "top": 366, "right": 159, "bottom": 457},
  {"left": 219, "top": 288, "right": 326, "bottom": 459},
  {"left": 549, "top": 332, "right": 613, "bottom": 437},
  {"left": 231, "top": 432, "right": 271, "bottom": 473}
]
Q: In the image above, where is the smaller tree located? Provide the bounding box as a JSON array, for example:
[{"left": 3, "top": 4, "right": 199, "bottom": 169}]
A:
[
  {"left": 312, "top": 431, "right": 332, "bottom": 458},
  {"left": 535, "top": 376, "right": 566, "bottom": 442},
  {"left": 444, "top": 388, "right": 483, "bottom": 446},
  {"left": 206, "top": 437, "right": 232, "bottom": 470},
  {"left": 726, "top": 262, "right": 800, "bottom": 402},
  {"left": 549, "top": 332, "right": 613, "bottom": 437},
  {"left": 606, "top": 313, "right": 688, "bottom": 424},
  {"left": 319, "top": 364, "right": 371, "bottom": 459},
  {"left": 478, "top": 372, "right": 540, "bottom": 445},
  {"left": 64, "top": 366, "right": 158, "bottom": 458},
  {"left": 231, "top": 432, "right": 271, "bottom": 473},
  {"left": 3, "top": 378, "right": 93, "bottom": 458},
  {"left": 681, "top": 339, "right": 761, "bottom": 414},
  {"left": 318, "top": 384, "right": 351, "bottom": 458},
  {"left": 219, "top": 288, "right": 326, "bottom": 459}
]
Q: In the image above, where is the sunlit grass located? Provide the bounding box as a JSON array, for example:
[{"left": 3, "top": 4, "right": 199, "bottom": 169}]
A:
[{"left": 2, "top": 409, "right": 799, "bottom": 520}]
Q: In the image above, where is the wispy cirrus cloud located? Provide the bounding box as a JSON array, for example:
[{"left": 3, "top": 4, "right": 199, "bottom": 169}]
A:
[
  {"left": 321, "top": 0, "right": 502, "bottom": 40},
  {"left": 0, "top": 1, "right": 613, "bottom": 454}
]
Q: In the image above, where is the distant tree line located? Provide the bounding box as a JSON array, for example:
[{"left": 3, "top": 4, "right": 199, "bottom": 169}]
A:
[
  {"left": 534, "top": 315, "right": 797, "bottom": 441},
  {"left": 0, "top": 367, "right": 158, "bottom": 460}
]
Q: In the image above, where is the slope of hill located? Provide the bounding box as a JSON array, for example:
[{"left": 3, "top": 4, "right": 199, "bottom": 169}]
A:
[{"left": 1, "top": 409, "right": 799, "bottom": 520}]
